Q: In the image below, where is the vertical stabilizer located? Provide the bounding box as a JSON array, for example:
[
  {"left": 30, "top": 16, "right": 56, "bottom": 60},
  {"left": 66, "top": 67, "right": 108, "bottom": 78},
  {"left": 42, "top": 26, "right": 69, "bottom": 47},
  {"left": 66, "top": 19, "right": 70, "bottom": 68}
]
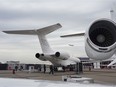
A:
[
  {"left": 36, "top": 23, "right": 62, "bottom": 54},
  {"left": 110, "top": 4, "right": 116, "bottom": 22},
  {"left": 38, "top": 35, "right": 54, "bottom": 54}
]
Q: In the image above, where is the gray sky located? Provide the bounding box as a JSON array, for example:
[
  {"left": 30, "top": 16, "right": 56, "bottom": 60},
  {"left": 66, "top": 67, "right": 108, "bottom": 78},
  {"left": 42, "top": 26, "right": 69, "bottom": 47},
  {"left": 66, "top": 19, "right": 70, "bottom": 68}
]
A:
[{"left": 0, "top": 0, "right": 115, "bottom": 64}]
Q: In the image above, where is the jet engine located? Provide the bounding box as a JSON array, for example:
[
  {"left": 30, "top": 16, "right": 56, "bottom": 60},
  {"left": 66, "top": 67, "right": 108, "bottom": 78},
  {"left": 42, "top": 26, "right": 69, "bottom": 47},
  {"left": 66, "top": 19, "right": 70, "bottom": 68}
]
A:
[
  {"left": 55, "top": 52, "right": 70, "bottom": 60},
  {"left": 86, "top": 19, "right": 116, "bottom": 60},
  {"left": 35, "top": 53, "right": 47, "bottom": 61}
]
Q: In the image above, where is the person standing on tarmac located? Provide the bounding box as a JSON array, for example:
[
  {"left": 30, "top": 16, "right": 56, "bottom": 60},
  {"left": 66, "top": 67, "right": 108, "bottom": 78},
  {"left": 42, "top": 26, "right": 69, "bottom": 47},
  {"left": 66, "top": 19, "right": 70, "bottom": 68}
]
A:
[
  {"left": 43, "top": 64, "right": 46, "bottom": 73},
  {"left": 49, "top": 65, "right": 54, "bottom": 74}
]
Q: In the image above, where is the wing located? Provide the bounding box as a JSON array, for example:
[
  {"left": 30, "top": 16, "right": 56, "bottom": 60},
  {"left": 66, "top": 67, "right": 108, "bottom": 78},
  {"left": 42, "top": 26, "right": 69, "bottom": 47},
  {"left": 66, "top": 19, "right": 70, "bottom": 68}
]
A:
[
  {"left": 60, "top": 32, "right": 85, "bottom": 37},
  {"left": 0, "top": 78, "right": 112, "bottom": 87},
  {"left": 110, "top": 4, "right": 116, "bottom": 22}
]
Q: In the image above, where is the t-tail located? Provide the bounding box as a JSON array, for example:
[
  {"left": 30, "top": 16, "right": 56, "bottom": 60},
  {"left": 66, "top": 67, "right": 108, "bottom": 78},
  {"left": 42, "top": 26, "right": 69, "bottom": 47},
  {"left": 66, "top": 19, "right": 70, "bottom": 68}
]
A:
[
  {"left": 110, "top": 4, "right": 116, "bottom": 22},
  {"left": 3, "top": 23, "right": 62, "bottom": 54}
]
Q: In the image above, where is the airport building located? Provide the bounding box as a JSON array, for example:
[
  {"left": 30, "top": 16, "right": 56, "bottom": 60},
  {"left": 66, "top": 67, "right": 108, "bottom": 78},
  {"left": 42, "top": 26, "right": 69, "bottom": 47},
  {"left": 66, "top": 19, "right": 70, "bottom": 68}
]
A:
[
  {"left": 0, "top": 58, "right": 116, "bottom": 71},
  {"left": 0, "top": 61, "right": 41, "bottom": 70},
  {"left": 79, "top": 57, "right": 116, "bottom": 69}
]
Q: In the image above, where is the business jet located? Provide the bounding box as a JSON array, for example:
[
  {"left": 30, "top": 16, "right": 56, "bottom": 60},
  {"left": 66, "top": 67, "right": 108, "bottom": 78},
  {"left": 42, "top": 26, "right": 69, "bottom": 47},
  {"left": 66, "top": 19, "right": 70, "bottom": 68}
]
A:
[
  {"left": 61, "top": 8, "right": 116, "bottom": 66},
  {"left": 3, "top": 23, "right": 80, "bottom": 67}
]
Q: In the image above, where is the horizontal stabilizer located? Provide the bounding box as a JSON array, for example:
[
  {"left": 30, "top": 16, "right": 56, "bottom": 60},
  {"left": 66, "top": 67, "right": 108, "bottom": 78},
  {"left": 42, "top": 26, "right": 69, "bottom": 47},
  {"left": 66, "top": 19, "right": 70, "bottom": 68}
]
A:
[
  {"left": 3, "top": 23, "right": 62, "bottom": 36},
  {"left": 60, "top": 32, "right": 85, "bottom": 37},
  {"left": 3, "top": 30, "right": 37, "bottom": 35}
]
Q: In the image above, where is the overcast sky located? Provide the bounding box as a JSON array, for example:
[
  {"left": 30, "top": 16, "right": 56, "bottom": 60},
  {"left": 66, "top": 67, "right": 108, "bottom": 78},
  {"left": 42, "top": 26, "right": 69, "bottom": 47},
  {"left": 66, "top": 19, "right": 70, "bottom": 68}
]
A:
[{"left": 0, "top": 0, "right": 115, "bottom": 64}]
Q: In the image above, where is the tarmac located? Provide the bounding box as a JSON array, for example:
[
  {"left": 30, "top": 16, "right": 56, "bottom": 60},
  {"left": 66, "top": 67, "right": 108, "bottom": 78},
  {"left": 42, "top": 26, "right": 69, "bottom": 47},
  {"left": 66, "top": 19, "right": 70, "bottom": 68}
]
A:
[{"left": 0, "top": 69, "right": 116, "bottom": 85}]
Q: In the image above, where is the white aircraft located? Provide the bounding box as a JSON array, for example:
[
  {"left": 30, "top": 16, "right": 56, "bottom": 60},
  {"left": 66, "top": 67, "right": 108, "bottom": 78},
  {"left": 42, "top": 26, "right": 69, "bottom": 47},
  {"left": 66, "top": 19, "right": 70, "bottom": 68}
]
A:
[
  {"left": 61, "top": 8, "right": 116, "bottom": 66},
  {"left": 3, "top": 23, "right": 80, "bottom": 66}
]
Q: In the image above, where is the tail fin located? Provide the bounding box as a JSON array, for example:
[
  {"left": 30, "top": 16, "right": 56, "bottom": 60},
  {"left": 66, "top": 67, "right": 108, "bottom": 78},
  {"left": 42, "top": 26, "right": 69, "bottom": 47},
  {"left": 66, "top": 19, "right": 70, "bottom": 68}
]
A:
[
  {"left": 3, "top": 23, "right": 62, "bottom": 54},
  {"left": 110, "top": 4, "right": 116, "bottom": 22}
]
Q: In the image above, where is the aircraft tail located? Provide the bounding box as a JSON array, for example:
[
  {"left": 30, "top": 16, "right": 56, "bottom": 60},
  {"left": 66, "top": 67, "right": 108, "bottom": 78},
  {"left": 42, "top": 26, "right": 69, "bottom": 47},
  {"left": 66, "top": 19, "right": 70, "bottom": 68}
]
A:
[
  {"left": 3, "top": 23, "right": 62, "bottom": 54},
  {"left": 110, "top": 4, "right": 116, "bottom": 22}
]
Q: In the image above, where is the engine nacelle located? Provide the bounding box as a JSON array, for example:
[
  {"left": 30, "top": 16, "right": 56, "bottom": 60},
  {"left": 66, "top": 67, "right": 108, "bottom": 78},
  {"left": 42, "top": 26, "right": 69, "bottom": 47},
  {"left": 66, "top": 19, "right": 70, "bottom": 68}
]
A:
[
  {"left": 35, "top": 53, "right": 40, "bottom": 58},
  {"left": 85, "top": 19, "right": 116, "bottom": 60},
  {"left": 55, "top": 52, "right": 70, "bottom": 60},
  {"left": 35, "top": 53, "right": 47, "bottom": 61}
]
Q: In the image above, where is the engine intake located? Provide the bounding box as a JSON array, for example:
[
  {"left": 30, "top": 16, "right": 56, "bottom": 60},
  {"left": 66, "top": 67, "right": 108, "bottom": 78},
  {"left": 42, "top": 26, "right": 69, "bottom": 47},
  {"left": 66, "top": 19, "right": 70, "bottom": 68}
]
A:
[
  {"left": 41, "top": 54, "right": 44, "bottom": 56},
  {"left": 55, "top": 52, "right": 60, "bottom": 57},
  {"left": 89, "top": 19, "right": 116, "bottom": 47},
  {"left": 35, "top": 53, "right": 47, "bottom": 61},
  {"left": 35, "top": 53, "right": 40, "bottom": 58}
]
